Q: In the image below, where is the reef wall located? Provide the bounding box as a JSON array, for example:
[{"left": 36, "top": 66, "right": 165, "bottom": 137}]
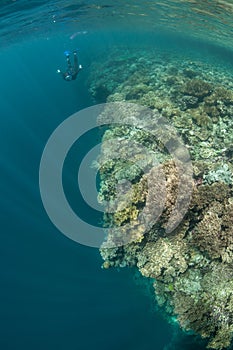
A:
[{"left": 89, "top": 48, "right": 233, "bottom": 350}]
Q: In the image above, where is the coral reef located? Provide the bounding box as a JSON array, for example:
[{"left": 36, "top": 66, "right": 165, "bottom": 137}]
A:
[
  {"left": 88, "top": 48, "right": 233, "bottom": 350},
  {"left": 99, "top": 159, "right": 233, "bottom": 349},
  {"left": 183, "top": 79, "right": 212, "bottom": 100}
]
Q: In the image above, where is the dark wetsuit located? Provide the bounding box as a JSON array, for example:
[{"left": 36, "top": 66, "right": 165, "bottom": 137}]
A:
[{"left": 59, "top": 51, "right": 82, "bottom": 81}]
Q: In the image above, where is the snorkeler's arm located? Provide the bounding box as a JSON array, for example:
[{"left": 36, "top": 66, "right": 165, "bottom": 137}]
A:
[
  {"left": 73, "top": 51, "right": 82, "bottom": 73},
  {"left": 66, "top": 55, "right": 72, "bottom": 70}
]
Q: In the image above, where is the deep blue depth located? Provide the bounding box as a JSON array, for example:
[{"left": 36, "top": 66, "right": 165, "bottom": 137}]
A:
[{"left": 0, "top": 34, "right": 172, "bottom": 350}]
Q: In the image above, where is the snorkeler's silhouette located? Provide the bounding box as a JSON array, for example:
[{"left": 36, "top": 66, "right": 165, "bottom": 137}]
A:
[{"left": 57, "top": 50, "right": 82, "bottom": 81}]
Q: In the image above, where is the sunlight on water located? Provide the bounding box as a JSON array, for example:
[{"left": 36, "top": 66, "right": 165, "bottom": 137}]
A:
[{"left": 1, "top": 0, "right": 233, "bottom": 50}]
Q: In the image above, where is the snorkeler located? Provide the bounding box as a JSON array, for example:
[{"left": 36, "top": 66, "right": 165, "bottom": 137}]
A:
[{"left": 57, "top": 49, "right": 82, "bottom": 81}]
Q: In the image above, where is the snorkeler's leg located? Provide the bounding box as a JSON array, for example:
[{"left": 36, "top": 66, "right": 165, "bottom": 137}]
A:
[{"left": 73, "top": 51, "right": 78, "bottom": 72}]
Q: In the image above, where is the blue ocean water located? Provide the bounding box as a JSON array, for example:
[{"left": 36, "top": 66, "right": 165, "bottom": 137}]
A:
[{"left": 1, "top": 1, "right": 233, "bottom": 350}]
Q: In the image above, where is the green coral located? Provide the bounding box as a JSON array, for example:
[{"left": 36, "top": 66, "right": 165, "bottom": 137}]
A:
[{"left": 203, "top": 164, "right": 233, "bottom": 185}]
